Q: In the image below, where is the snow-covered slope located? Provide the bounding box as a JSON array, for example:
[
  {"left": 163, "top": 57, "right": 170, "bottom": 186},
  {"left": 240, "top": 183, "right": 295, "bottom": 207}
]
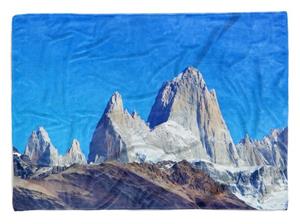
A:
[
  {"left": 147, "top": 66, "right": 240, "bottom": 166},
  {"left": 88, "top": 92, "right": 207, "bottom": 163},
  {"left": 88, "top": 92, "right": 150, "bottom": 163},
  {"left": 89, "top": 67, "right": 241, "bottom": 166},
  {"left": 87, "top": 66, "right": 288, "bottom": 209},
  {"left": 193, "top": 160, "right": 288, "bottom": 210}
]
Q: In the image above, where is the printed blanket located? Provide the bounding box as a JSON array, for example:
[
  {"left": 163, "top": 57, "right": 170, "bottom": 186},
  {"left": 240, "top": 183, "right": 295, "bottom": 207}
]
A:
[{"left": 12, "top": 13, "right": 288, "bottom": 210}]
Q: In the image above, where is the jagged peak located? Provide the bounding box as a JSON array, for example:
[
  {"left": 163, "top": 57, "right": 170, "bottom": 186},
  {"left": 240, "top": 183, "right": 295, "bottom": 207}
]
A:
[
  {"left": 239, "top": 127, "right": 288, "bottom": 145},
  {"left": 25, "top": 126, "right": 61, "bottom": 166},
  {"left": 71, "top": 138, "right": 80, "bottom": 147},
  {"left": 239, "top": 133, "right": 252, "bottom": 144},
  {"left": 265, "top": 127, "right": 287, "bottom": 143},
  {"left": 176, "top": 66, "right": 202, "bottom": 79},
  {"left": 157, "top": 66, "right": 207, "bottom": 105},
  {"left": 147, "top": 66, "right": 213, "bottom": 128},
  {"left": 183, "top": 66, "right": 201, "bottom": 77},
  {"left": 68, "top": 139, "right": 82, "bottom": 153},
  {"left": 65, "top": 139, "right": 87, "bottom": 165},
  {"left": 171, "top": 66, "right": 206, "bottom": 89},
  {"left": 112, "top": 91, "right": 122, "bottom": 99},
  {"left": 104, "top": 91, "right": 124, "bottom": 114},
  {"left": 33, "top": 126, "right": 51, "bottom": 142},
  {"left": 110, "top": 91, "right": 122, "bottom": 104},
  {"left": 270, "top": 128, "right": 284, "bottom": 137}
]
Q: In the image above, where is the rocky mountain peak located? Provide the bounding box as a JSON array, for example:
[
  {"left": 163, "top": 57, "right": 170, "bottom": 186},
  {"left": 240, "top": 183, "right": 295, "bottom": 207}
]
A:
[
  {"left": 183, "top": 66, "right": 202, "bottom": 77},
  {"left": 146, "top": 67, "right": 240, "bottom": 166},
  {"left": 147, "top": 66, "right": 208, "bottom": 128},
  {"left": 236, "top": 128, "right": 288, "bottom": 168},
  {"left": 104, "top": 91, "right": 124, "bottom": 114},
  {"left": 173, "top": 66, "right": 206, "bottom": 89},
  {"left": 182, "top": 66, "right": 202, "bottom": 79},
  {"left": 33, "top": 126, "right": 51, "bottom": 143},
  {"left": 25, "top": 127, "right": 60, "bottom": 167},
  {"left": 68, "top": 139, "right": 81, "bottom": 153},
  {"left": 89, "top": 91, "right": 143, "bottom": 164},
  {"left": 184, "top": 65, "right": 199, "bottom": 74},
  {"left": 64, "top": 139, "right": 86, "bottom": 166},
  {"left": 88, "top": 67, "right": 240, "bottom": 166}
]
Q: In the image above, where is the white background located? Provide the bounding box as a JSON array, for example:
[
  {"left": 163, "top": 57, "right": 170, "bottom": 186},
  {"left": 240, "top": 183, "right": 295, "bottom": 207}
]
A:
[{"left": 0, "top": 1, "right": 299, "bottom": 224}]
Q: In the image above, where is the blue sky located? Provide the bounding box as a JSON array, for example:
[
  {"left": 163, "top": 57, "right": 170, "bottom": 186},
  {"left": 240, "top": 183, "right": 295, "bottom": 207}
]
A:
[{"left": 12, "top": 13, "right": 288, "bottom": 156}]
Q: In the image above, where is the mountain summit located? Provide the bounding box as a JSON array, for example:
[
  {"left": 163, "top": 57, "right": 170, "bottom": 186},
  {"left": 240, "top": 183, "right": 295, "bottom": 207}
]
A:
[
  {"left": 104, "top": 91, "right": 124, "bottom": 114},
  {"left": 148, "top": 66, "right": 240, "bottom": 166},
  {"left": 148, "top": 66, "right": 206, "bottom": 128},
  {"left": 63, "top": 139, "right": 87, "bottom": 166},
  {"left": 15, "top": 66, "right": 288, "bottom": 210},
  {"left": 89, "top": 91, "right": 150, "bottom": 163},
  {"left": 24, "top": 127, "right": 86, "bottom": 167},
  {"left": 89, "top": 67, "right": 240, "bottom": 166},
  {"left": 24, "top": 127, "right": 61, "bottom": 166}
]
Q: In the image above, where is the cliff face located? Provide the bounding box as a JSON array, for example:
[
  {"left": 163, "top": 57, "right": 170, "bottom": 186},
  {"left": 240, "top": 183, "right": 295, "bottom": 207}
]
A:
[
  {"left": 148, "top": 66, "right": 239, "bottom": 166},
  {"left": 89, "top": 92, "right": 150, "bottom": 163},
  {"left": 63, "top": 139, "right": 87, "bottom": 167},
  {"left": 24, "top": 127, "right": 61, "bottom": 166},
  {"left": 236, "top": 128, "right": 288, "bottom": 170},
  {"left": 194, "top": 160, "right": 288, "bottom": 210},
  {"left": 88, "top": 90, "right": 207, "bottom": 164},
  {"left": 15, "top": 66, "right": 287, "bottom": 210},
  {"left": 89, "top": 67, "right": 240, "bottom": 166},
  {"left": 24, "top": 128, "right": 87, "bottom": 167}
]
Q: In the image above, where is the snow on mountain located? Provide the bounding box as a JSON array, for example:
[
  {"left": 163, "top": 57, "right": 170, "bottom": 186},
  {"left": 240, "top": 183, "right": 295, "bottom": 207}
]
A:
[
  {"left": 88, "top": 91, "right": 150, "bottom": 163},
  {"left": 24, "top": 127, "right": 86, "bottom": 167},
  {"left": 13, "top": 146, "right": 21, "bottom": 157},
  {"left": 63, "top": 139, "right": 87, "bottom": 166},
  {"left": 147, "top": 66, "right": 240, "bottom": 166},
  {"left": 24, "top": 127, "right": 61, "bottom": 166},
  {"left": 88, "top": 90, "right": 209, "bottom": 164},
  {"left": 89, "top": 67, "right": 240, "bottom": 166},
  {"left": 15, "top": 66, "right": 289, "bottom": 210},
  {"left": 236, "top": 128, "right": 287, "bottom": 171},
  {"left": 86, "top": 66, "right": 288, "bottom": 209},
  {"left": 193, "top": 160, "right": 288, "bottom": 210}
]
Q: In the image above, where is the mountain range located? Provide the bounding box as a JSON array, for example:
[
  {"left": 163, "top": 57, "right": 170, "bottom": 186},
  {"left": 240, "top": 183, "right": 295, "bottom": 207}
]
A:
[
  {"left": 13, "top": 66, "right": 288, "bottom": 210},
  {"left": 89, "top": 67, "right": 240, "bottom": 165},
  {"left": 24, "top": 127, "right": 86, "bottom": 167}
]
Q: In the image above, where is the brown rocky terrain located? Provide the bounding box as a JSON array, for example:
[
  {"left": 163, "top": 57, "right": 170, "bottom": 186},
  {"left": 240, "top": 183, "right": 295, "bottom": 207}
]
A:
[{"left": 13, "top": 161, "right": 252, "bottom": 210}]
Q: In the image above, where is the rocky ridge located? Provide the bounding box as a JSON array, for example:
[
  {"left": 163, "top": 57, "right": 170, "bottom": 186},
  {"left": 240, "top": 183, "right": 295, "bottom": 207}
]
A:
[
  {"left": 148, "top": 67, "right": 240, "bottom": 166},
  {"left": 236, "top": 128, "right": 287, "bottom": 171},
  {"left": 24, "top": 127, "right": 86, "bottom": 167},
  {"left": 88, "top": 91, "right": 206, "bottom": 164},
  {"left": 13, "top": 160, "right": 252, "bottom": 210},
  {"left": 89, "top": 67, "right": 241, "bottom": 166},
  {"left": 14, "top": 66, "right": 288, "bottom": 210}
]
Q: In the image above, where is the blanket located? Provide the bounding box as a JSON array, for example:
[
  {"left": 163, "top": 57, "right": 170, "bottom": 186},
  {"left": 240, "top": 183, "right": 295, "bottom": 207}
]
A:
[{"left": 12, "top": 13, "right": 288, "bottom": 210}]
